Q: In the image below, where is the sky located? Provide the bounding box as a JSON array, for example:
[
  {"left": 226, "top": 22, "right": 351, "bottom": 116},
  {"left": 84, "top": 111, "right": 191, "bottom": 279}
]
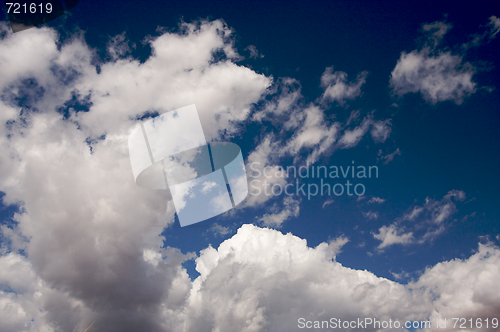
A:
[{"left": 0, "top": 0, "right": 499, "bottom": 331}]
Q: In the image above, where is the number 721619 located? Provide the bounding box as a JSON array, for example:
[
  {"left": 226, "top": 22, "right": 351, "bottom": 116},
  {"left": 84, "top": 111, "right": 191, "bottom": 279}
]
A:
[{"left": 5, "top": 2, "right": 53, "bottom": 14}]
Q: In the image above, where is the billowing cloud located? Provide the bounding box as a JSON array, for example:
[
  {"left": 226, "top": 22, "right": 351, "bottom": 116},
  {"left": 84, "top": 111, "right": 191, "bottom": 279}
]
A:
[
  {"left": 184, "top": 224, "right": 420, "bottom": 332},
  {"left": 2, "top": 219, "right": 500, "bottom": 332},
  {"left": 410, "top": 242, "right": 500, "bottom": 331},
  {"left": 185, "top": 225, "right": 499, "bottom": 332},
  {"left": 0, "top": 20, "right": 269, "bottom": 332}
]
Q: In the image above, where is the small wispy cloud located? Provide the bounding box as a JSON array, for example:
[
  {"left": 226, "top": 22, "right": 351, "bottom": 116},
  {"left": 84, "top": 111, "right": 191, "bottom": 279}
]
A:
[
  {"left": 245, "top": 45, "right": 264, "bottom": 59},
  {"left": 258, "top": 196, "right": 300, "bottom": 228},
  {"left": 210, "top": 223, "right": 230, "bottom": 237},
  {"left": 373, "top": 190, "right": 466, "bottom": 249},
  {"left": 363, "top": 211, "right": 379, "bottom": 221},
  {"left": 372, "top": 224, "right": 414, "bottom": 249},
  {"left": 320, "top": 68, "right": 368, "bottom": 105},
  {"left": 368, "top": 197, "right": 386, "bottom": 204},
  {"left": 462, "top": 16, "right": 500, "bottom": 49},
  {"left": 322, "top": 198, "right": 334, "bottom": 208},
  {"left": 378, "top": 148, "right": 401, "bottom": 164}
]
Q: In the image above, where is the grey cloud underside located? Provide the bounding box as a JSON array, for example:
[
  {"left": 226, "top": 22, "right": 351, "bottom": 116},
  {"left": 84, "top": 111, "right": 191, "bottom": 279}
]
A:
[{"left": 2, "top": 225, "right": 500, "bottom": 332}]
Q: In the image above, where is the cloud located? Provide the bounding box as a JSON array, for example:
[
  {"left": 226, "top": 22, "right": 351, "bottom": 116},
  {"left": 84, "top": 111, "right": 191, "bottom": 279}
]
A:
[
  {"left": 390, "top": 20, "right": 479, "bottom": 104},
  {"left": 322, "top": 198, "right": 334, "bottom": 208},
  {"left": 245, "top": 45, "right": 264, "bottom": 59},
  {"left": 106, "top": 32, "right": 135, "bottom": 60},
  {"left": 391, "top": 270, "right": 410, "bottom": 281},
  {"left": 209, "top": 223, "right": 230, "bottom": 237},
  {"left": 488, "top": 16, "right": 500, "bottom": 39},
  {"left": 245, "top": 104, "right": 392, "bottom": 214},
  {"left": 244, "top": 80, "right": 392, "bottom": 210},
  {"left": 246, "top": 96, "right": 368, "bottom": 212},
  {"left": 372, "top": 224, "right": 414, "bottom": 249},
  {"left": 243, "top": 136, "right": 288, "bottom": 208},
  {"left": 370, "top": 119, "right": 392, "bottom": 143},
  {"left": 422, "top": 21, "right": 452, "bottom": 48},
  {"left": 338, "top": 115, "right": 371, "bottom": 149},
  {"left": 368, "top": 197, "right": 386, "bottom": 204},
  {"left": 73, "top": 20, "right": 269, "bottom": 140},
  {"left": 249, "top": 87, "right": 340, "bottom": 187},
  {"left": 463, "top": 16, "right": 500, "bottom": 48},
  {"left": 201, "top": 180, "right": 217, "bottom": 193},
  {"left": 246, "top": 68, "right": 391, "bottom": 209},
  {"left": 245, "top": 78, "right": 342, "bottom": 207},
  {"left": 390, "top": 48, "right": 475, "bottom": 104},
  {"left": 2, "top": 19, "right": 394, "bottom": 329},
  {"left": 0, "top": 225, "right": 28, "bottom": 254},
  {"left": 251, "top": 78, "right": 302, "bottom": 123},
  {"left": 339, "top": 115, "right": 392, "bottom": 149},
  {"left": 0, "top": 253, "right": 48, "bottom": 332},
  {"left": 320, "top": 68, "right": 367, "bottom": 105},
  {"left": 363, "top": 211, "right": 379, "bottom": 221},
  {"left": 378, "top": 148, "right": 401, "bottom": 164},
  {"left": 325, "top": 236, "right": 349, "bottom": 259},
  {"left": 417, "top": 190, "right": 465, "bottom": 242},
  {"left": 285, "top": 105, "right": 340, "bottom": 163},
  {"left": 373, "top": 190, "right": 466, "bottom": 249},
  {"left": 404, "top": 206, "right": 424, "bottom": 221},
  {"left": 258, "top": 196, "right": 300, "bottom": 228}
]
